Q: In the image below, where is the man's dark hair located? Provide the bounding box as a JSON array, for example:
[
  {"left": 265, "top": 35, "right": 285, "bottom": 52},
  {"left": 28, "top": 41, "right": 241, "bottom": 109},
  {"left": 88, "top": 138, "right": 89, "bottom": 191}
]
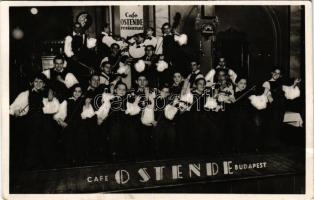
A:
[
  {"left": 89, "top": 73, "right": 100, "bottom": 81},
  {"left": 100, "top": 61, "right": 111, "bottom": 68},
  {"left": 110, "top": 43, "right": 120, "bottom": 49},
  {"left": 190, "top": 60, "right": 200, "bottom": 66},
  {"left": 145, "top": 27, "right": 155, "bottom": 34},
  {"left": 159, "top": 83, "right": 170, "bottom": 90},
  {"left": 161, "top": 23, "right": 171, "bottom": 30},
  {"left": 114, "top": 81, "right": 128, "bottom": 91},
  {"left": 194, "top": 77, "right": 206, "bottom": 85},
  {"left": 145, "top": 45, "right": 155, "bottom": 51},
  {"left": 53, "top": 54, "right": 65, "bottom": 63}
]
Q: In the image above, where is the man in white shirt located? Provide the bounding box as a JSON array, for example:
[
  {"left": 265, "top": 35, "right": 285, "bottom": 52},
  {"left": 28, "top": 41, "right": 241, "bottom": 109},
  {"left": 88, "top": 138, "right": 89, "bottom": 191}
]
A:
[
  {"left": 64, "top": 23, "right": 97, "bottom": 78},
  {"left": 186, "top": 60, "right": 204, "bottom": 88},
  {"left": 143, "top": 27, "right": 158, "bottom": 48},
  {"left": 205, "top": 57, "right": 237, "bottom": 87}
]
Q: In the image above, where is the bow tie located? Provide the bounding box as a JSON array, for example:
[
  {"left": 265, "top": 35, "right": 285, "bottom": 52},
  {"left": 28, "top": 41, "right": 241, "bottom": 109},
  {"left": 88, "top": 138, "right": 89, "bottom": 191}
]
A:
[
  {"left": 147, "top": 37, "right": 152, "bottom": 40},
  {"left": 136, "top": 45, "right": 141, "bottom": 48}
]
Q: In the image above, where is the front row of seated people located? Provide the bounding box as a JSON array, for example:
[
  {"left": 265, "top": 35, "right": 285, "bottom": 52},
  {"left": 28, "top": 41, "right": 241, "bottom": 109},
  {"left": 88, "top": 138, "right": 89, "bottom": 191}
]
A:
[{"left": 10, "top": 54, "right": 302, "bottom": 170}]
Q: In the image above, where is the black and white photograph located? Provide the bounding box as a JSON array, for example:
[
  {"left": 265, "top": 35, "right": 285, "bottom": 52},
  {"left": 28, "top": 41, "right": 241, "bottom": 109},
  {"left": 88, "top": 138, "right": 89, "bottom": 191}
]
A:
[{"left": 1, "top": 1, "right": 313, "bottom": 198}]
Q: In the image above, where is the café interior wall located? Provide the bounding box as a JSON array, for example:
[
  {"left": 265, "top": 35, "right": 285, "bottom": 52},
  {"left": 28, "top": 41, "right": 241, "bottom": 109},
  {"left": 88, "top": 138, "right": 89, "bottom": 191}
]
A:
[{"left": 167, "top": 5, "right": 302, "bottom": 80}]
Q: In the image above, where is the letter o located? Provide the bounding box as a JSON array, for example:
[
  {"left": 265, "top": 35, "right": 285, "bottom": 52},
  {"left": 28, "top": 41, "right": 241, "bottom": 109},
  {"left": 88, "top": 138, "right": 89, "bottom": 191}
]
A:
[{"left": 115, "top": 169, "right": 130, "bottom": 184}]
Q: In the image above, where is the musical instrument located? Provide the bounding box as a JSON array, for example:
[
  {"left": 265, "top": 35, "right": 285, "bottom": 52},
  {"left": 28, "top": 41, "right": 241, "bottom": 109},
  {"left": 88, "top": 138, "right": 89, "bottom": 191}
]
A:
[
  {"left": 235, "top": 85, "right": 256, "bottom": 102},
  {"left": 71, "top": 59, "right": 95, "bottom": 75}
]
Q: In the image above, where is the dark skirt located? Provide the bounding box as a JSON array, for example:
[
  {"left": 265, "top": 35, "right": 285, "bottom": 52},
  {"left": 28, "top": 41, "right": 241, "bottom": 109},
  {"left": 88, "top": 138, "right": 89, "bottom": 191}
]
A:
[
  {"left": 107, "top": 115, "right": 139, "bottom": 160},
  {"left": 153, "top": 120, "right": 176, "bottom": 159},
  {"left": 62, "top": 119, "right": 88, "bottom": 165},
  {"left": 24, "top": 113, "right": 58, "bottom": 170}
]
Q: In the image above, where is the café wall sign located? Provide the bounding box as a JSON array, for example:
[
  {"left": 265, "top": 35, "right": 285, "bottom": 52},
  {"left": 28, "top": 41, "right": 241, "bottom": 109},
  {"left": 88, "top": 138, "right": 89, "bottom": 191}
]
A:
[{"left": 120, "top": 6, "right": 144, "bottom": 38}]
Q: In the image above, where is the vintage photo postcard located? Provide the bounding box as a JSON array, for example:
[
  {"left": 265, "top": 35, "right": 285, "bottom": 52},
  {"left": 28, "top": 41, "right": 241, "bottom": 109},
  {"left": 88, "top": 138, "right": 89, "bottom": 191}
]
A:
[{"left": 0, "top": 1, "right": 313, "bottom": 200}]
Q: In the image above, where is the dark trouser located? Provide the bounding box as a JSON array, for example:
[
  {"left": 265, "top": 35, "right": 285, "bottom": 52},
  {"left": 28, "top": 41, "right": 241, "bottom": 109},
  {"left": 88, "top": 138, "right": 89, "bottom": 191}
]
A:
[
  {"left": 265, "top": 105, "right": 285, "bottom": 149},
  {"left": 247, "top": 112, "right": 264, "bottom": 152},
  {"left": 153, "top": 120, "right": 176, "bottom": 159}
]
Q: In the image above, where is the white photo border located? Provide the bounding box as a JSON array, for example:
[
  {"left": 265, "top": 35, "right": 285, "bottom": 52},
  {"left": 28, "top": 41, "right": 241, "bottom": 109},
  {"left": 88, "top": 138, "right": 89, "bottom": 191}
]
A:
[{"left": 0, "top": 1, "right": 313, "bottom": 200}]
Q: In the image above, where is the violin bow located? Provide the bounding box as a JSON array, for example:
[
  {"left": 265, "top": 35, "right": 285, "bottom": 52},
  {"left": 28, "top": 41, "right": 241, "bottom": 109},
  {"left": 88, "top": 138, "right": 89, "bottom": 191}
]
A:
[{"left": 235, "top": 85, "right": 256, "bottom": 102}]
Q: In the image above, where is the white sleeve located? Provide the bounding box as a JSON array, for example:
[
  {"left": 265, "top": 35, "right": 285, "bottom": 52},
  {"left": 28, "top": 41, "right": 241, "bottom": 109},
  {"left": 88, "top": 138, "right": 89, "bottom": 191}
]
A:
[
  {"left": 249, "top": 95, "right": 268, "bottom": 110},
  {"left": 143, "top": 37, "right": 158, "bottom": 48},
  {"left": 53, "top": 100, "right": 67, "bottom": 121},
  {"left": 64, "top": 36, "right": 74, "bottom": 58},
  {"left": 102, "top": 34, "right": 115, "bottom": 48},
  {"left": 155, "top": 37, "right": 163, "bottom": 55},
  {"left": 128, "top": 37, "right": 136, "bottom": 44},
  {"left": 64, "top": 73, "right": 79, "bottom": 88},
  {"left": 95, "top": 100, "right": 111, "bottom": 124},
  {"left": 42, "top": 97, "right": 60, "bottom": 114},
  {"left": 125, "top": 102, "right": 141, "bottom": 116},
  {"left": 9, "top": 90, "right": 29, "bottom": 116},
  {"left": 42, "top": 69, "right": 51, "bottom": 79},
  {"left": 116, "top": 40, "right": 128, "bottom": 50},
  {"left": 205, "top": 69, "right": 216, "bottom": 83},
  {"left": 164, "top": 104, "right": 178, "bottom": 120},
  {"left": 228, "top": 69, "right": 237, "bottom": 84},
  {"left": 262, "top": 81, "right": 270, "bottom": 90},
  {"left": 282, "top": 85, "right": 300, "bottom": 100},
  {"left": 87, "top": 37, "right": 97, "bottom": 49},
  {"left": 152, "top": 37, "right": 158, "bottom": 48},
  {"left": 141, "top": 106, "right": 155, "bottom": 126},
  {"left": 81, "top": 105, "right": 95, "bottom": 119},
  {"left": 195, "top": 74, "right": 204, "bottom": 80}
]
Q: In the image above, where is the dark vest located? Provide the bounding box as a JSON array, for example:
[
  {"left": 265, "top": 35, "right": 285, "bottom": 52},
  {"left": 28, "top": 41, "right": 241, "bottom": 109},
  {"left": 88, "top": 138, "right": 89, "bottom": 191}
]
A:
[
  {"left": 28, "top": 89, "right": 46, "bottom": 114},
  {"left": 72, "top": 34, "right": 88, "bottom": 56}
]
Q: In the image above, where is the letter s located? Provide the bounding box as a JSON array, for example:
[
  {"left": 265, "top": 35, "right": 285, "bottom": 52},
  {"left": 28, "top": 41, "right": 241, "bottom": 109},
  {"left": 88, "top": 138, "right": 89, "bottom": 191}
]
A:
[{"left": 138, "top": 168, "right": 151, "bottom": 182}]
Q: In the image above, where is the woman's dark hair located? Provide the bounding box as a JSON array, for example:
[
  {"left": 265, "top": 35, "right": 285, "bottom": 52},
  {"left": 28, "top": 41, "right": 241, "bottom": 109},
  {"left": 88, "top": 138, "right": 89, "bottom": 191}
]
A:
[
  {"left": 32, "top": 73, "right": 48, "bottom": 84},
  {"left": 235, "top": 76, "right": 248, "bottom": 84},
  {"left": 70, "top": 83, "right": 82, "bottom": 94},
  {"left": 114, "top": 81, "right": 127, "bottom": 91},
  {"left": 194, "top": 77, "right": 206, "bottom": 85}
]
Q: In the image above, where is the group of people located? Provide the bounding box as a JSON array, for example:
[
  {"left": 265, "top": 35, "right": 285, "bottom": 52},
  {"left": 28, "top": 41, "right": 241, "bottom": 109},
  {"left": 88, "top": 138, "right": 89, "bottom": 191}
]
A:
[{"left": 10, "top": 21, "right": 302, "bottom": 170}]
